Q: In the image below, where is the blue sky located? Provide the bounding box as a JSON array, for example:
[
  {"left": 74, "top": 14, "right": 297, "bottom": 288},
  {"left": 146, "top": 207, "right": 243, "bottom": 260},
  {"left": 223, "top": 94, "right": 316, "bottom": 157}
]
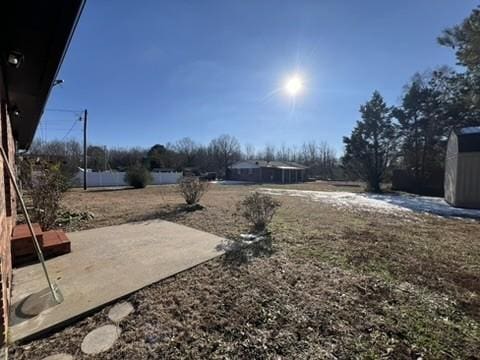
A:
[{"left": 41, "top": 0, "right": 476, "bottom": 154}]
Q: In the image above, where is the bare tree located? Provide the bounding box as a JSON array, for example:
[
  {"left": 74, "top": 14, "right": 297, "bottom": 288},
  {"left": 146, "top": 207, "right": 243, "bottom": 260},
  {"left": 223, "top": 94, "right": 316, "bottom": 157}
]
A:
[
  {"left": 108, "top": 146, "right": 147, "bottom": 170},
  {"left": 262, "top": 144, "right": 276, "bottom": 162},
  {"left": 28, "top": 139, "right": 83, "bottom": 178},
  {"left": 174, "top": 137, "right": 198, "bottom": 167},
  {"left": 244, "top": 143, "right": 256, "bottom": 160},
  {"left": 317, "top": 141, "right": 337, "bottom": 178},
  {"left": 290, "top": 144, "right": 299, "bottom": 162},
  {"left": 30, "top": 137, "right": 340, "bottom": 179},
  {"left": 209, "top": 134, "right": 241, "bottom": 178},
  {"left": 276, "top": 142, "right": 291, "bottom": 161}
]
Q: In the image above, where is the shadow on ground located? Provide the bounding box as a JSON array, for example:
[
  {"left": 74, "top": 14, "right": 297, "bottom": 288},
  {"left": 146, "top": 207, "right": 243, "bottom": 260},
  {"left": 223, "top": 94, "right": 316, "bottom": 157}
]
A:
[
  {"left": 84, "top": 187, "right": 133, "bottom": 193},
  {"left": 11, "top": 288, "right": 58, "bottom": 326},
  {"left": 129, "top": 204, "right": 205, "bottom": 223}
]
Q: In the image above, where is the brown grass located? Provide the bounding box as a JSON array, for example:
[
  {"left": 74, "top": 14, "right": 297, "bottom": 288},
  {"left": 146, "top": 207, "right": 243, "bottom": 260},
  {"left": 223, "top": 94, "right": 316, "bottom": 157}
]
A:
[{"left": 11, "top": 182, "right": 480, "bottom": 359}]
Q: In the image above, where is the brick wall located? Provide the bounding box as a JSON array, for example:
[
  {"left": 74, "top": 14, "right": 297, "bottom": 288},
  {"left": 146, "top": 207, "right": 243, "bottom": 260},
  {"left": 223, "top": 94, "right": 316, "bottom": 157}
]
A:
[
  {"left": 228, "top": 168, "right": 262, "bottom": 182},
  {"left": 0, "top": 99, "right": 16, "bottom": 344}
]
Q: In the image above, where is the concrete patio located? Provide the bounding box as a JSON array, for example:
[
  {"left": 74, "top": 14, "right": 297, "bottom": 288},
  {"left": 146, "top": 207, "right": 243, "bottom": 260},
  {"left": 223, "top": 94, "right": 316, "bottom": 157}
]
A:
[{"left": 9, "top": 220, "right": 225, "bottom": 343}]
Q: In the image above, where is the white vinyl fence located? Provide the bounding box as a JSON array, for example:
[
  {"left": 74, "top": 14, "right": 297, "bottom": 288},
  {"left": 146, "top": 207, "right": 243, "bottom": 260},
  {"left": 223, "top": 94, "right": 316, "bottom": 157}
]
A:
[{"left": 72, "top": 171, "right": 182, "bottom": 188}]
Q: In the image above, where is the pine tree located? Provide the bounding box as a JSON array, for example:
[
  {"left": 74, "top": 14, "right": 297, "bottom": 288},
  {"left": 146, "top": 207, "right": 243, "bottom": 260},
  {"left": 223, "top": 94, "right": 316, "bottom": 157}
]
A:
[
  {"left": 342, "top": 91, "right": 397, "bottom": 192},
  {"left": 438, "top": 7, "right": 480, "bottom": 72},
  {"left": 394, "top": 74, "right": 445, "bottom": 192}
]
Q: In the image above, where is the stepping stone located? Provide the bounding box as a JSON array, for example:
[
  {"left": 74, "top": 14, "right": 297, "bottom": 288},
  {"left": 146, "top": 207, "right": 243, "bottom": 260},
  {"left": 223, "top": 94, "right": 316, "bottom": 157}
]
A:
[
  {"left": 42, "top": 354, "right": 73, "bottom": 360},
  {"left": 81, "top": 325, "right": 120, "bottom": 355},
  {"left": 108, "top": 301, "right": 134, "bottom": 322}
]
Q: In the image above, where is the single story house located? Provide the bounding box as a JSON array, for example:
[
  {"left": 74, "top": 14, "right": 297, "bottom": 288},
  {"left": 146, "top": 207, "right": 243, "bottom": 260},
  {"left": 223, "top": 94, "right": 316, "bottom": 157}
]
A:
[
  {"left": 444, "top": 127, "right": 480, "bottom": 209},
  {"left": 228, "top": 160, "right": 307, "bottom": 183},
  {"left": 0, "top": 0, "right": 84, "bottom": 343}
]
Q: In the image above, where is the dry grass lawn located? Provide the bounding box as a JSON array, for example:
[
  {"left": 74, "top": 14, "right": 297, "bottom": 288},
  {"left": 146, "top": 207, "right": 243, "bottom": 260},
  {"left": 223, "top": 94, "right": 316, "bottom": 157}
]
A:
[{"left": 10, "top": 182, "right": 480, "bottom": 359}]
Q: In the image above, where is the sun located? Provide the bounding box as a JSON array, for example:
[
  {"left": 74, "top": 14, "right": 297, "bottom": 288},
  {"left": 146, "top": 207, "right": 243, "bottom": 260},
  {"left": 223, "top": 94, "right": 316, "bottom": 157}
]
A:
[{"left": 284, "top": 75, "right": 303, "bottom": 96}]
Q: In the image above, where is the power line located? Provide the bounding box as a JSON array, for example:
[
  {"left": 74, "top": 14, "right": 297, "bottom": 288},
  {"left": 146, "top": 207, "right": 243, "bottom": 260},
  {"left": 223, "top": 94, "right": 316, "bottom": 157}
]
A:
[
  {"left": 40, "top": 119, "right": 80, "bottom": 125},
  {"left": 40, "top": 108, "right": 83, "bottom": 142},
  {"left": 36, "top": 113, "right": 84, "bottom": 143},
  {"left": 61, "top": 116, "right": 82, "bottom": 141},
  {"left": 38, "top": 121, "right": 83, "bottom": 131},
  {"left": 37, "top": 126, "right": 80, "bottom": 133},
  {"left": 45, "top": 108, "right": 83, "bottom": 113}
]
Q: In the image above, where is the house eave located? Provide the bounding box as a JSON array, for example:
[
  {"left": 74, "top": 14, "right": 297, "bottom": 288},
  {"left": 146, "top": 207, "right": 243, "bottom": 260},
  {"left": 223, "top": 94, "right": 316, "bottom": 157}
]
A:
[{"left": 1, "top": 0, "right": 85, "bottom": 150}]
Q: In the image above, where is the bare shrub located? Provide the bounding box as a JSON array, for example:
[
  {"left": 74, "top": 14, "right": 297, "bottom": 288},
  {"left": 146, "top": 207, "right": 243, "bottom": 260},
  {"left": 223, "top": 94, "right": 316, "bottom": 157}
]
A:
[
  {"left": 238, "top": 192, "right": 280, "bottom": 232},
  {"left": 178, "top": 176, "right": 209, "bottom": 205},
  {"left": 17, "top": 156, "right": 34, "bottom": 190},
  {"left": 31, "top": 163, "right": 68, "bottom": 229}
]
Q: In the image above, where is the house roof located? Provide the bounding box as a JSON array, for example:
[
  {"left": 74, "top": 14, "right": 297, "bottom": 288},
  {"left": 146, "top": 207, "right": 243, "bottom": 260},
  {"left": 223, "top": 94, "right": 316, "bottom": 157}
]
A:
[
  {"left": 1, "top": 0, "right": 85, "bottom": 149},
  {"left": 453, "top": 127, "right": 480, "bottom": 153},
  {"left": 234, "top": 160, "right": 308, "bottom": 169}
]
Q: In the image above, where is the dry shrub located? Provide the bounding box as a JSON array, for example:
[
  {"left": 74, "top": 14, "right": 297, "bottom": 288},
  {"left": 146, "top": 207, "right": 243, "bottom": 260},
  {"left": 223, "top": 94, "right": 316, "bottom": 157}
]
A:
[
  {"left": 238, "top": 192, "right": 280, "bottom": 232},
  {"left": 178, "top": 176, "right": 209, "bottom": 205},
  {"left": 31, "top": 163, "right": 68, "bottom": 229},
  {"left": 17, "top": 156, "right": 34, "bottom": 190}
]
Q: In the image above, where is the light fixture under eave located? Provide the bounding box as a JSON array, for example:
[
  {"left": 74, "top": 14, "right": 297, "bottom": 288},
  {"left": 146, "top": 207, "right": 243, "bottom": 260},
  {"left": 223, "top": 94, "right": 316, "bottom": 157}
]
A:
[
  {"left": 9, "top": 106, "right": 20, "bottom": 117},
  {"left": 7, "top": 51, "right": 24, "bottom": 69}
]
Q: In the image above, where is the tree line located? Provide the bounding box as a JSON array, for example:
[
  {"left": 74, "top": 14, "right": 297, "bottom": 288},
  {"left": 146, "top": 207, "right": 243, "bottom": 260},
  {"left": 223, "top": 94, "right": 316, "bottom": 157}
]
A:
[
  {"left": 342, "top": 7, "right": 480, "bottom": 193},
  {"left": 28, "top": 135, "right": 340, "bottom": 179}
]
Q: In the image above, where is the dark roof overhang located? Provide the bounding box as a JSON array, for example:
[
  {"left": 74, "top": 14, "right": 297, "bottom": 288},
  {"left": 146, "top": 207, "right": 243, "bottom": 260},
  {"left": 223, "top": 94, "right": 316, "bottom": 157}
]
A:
[
  {"left": 0, "top": 0, "right": 85, "bottom": 149},
  {"left": 454, "top": 127, "right": 480, "bottom": 153}
]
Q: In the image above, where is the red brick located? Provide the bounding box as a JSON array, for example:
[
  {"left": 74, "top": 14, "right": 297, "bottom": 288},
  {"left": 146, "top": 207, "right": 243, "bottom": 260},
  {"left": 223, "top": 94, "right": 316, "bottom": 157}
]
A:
[
  {"left": 0, "top": 100, "right": 15, "bottom": 344},
  {"left": 12, "top": 223, "right": 43, "bottom": 240},
  {"left": 11, "top": 224, "right": 44, "bottom": 258}
]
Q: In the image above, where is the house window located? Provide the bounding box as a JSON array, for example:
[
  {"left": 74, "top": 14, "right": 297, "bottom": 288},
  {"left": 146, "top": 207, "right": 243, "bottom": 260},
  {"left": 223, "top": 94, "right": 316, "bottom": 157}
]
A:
[{"left": 248, "top": 168, "right": 253, "bottom": 175}]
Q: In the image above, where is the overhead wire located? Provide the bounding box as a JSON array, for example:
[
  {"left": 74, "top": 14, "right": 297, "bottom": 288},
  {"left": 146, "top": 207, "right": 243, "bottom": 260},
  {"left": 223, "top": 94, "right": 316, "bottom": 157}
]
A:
[
  {"left": 60, "top": 116, "right": 82, "bottom": 141},
  {"left": 36, "top": 112, "right": 84, "bottom": 143}
]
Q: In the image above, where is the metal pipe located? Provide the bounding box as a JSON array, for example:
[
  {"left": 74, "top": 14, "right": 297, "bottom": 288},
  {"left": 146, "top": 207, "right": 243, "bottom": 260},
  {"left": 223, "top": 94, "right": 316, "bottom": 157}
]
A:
[{"left": 83, "top": 109, "right": 87, "bottom": 190}]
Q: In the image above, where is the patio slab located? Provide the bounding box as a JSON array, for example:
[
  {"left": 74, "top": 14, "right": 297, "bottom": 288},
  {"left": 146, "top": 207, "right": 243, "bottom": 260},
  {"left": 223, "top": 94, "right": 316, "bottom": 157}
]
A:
[{"left": 9, "top": 220, "right": 225, "bottom": 343}]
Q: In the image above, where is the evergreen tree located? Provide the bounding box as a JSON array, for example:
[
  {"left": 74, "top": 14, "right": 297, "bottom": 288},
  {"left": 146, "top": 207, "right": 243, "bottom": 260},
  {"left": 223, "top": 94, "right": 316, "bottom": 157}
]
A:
[
  {"left": 438, "top": 7, "right": 480, "bottom": 72},
  {"left": 342, "top": 91, "right": 397, "bottom": 192},
  {"left": 393, "top": 74, "right": 445, "bottom": 192},
  {"left": 146, "top": 144, "right": 179, "bottom": 170},
  {"left": 438, "top": 7, "right": 480, "bottom": 127}
]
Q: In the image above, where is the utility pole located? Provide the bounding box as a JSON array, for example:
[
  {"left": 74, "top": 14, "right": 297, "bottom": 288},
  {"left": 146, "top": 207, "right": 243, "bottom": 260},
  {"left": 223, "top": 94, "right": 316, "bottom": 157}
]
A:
[
  {"left": 83, "top": 109, "right": 88, "bottom": 190},
  {"left": 104, "top": 145, "right": 107, "bottom": 171}
]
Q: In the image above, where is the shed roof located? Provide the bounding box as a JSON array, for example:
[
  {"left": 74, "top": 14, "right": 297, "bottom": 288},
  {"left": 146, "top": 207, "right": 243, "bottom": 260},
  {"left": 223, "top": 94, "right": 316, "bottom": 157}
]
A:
[
  {"left": 1, "top": 0, "right": 85, "bottom": 149},
  {"left": 454, "top": 127, "right": 480, "bottom": 153}
]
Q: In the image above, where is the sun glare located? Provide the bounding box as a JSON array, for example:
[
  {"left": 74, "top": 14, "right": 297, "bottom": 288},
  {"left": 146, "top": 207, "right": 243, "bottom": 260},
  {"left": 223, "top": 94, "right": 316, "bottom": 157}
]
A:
[{"left": 285, "top": 75, "right": 303, "bottom": 96}]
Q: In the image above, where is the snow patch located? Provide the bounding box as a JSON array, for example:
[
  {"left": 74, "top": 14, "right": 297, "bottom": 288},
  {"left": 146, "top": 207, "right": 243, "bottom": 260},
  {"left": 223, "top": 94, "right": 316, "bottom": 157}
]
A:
[
  {"left": 259, "top": 188, "right": 480, "bottom": 219},
  {"left": 210, "top": 180, "right": 254, "bottom": 185},
  {"left": 240, "top": 233, "right": 266, "bottom": 244}
]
